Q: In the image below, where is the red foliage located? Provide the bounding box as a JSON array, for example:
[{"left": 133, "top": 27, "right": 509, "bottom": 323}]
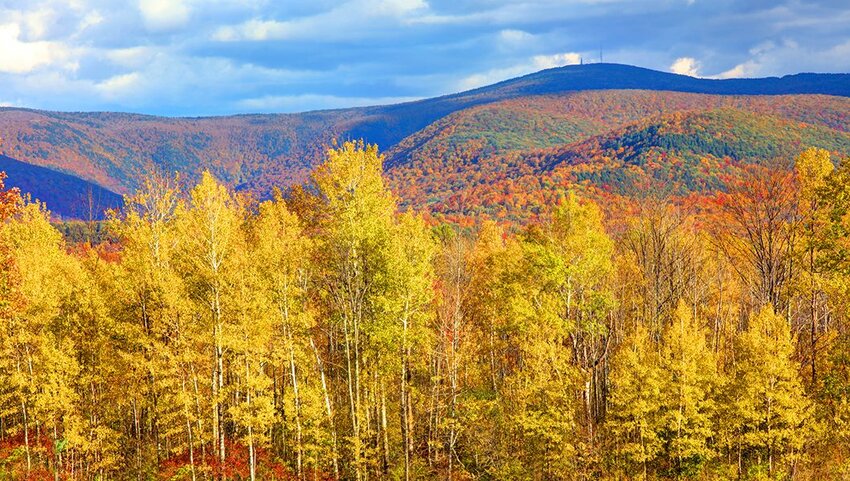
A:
[
  {"left": 0, "top": 171, "right": 21, "bottom": 221},
  {"left": 158, "top": 439, "right": 310, "bottom": 481}
]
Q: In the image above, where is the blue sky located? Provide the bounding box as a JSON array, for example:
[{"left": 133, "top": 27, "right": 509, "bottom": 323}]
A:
[{"left": 1, "top": 0, "right": 849, "bottom": 116}]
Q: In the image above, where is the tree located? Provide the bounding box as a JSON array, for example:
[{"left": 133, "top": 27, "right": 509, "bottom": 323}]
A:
[
  {"left": 176, "top": 171, "right": 247, "bottom": 477},
  {"left": 384, "top": 212, "right": 435, "bottom": 481},
  {"left": 108, "top": 174, "right": 192, "bottom": 477},
  {"left": 252, "top": 192, "right": 338, "bottom": 479},
  {"left": 794, "top": 147, "right": 834, "bottom": 386},
  {"left": 0, "top": 201, "right": 83, "bottom": 478},
  {"left": 522, "top": 192, "right": 615, "bottom": 445},
  {"left": 607, "top": 322, "right": 663, "bottom": 479},
  {"left": 312, "top": 141, "right": 399, "bottom": 480},
  {"left": 622, "top": 198, "right": 702, "bottom": 338},
  {"left": 715, "top": 165, "right": 798, "bottom": 313},
  {"left": 724, "top": 306, "right": 809, "bottom": 478},
  {"left": 658, "top": 301, "right": 718, "bottom": 477}
]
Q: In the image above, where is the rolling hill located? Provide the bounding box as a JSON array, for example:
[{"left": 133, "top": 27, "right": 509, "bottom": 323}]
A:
[
  {"left": 385, "top": 91, "right": 850, "bottom": 215},
  {"left": 392, "top": 106, "right": 850, "bottom": 225},
  {"left": 0, "top": 63, "right": 849, "bottom": 219},
  {"left": 0, "top": 155, "right": 123, "bottom": 220}
]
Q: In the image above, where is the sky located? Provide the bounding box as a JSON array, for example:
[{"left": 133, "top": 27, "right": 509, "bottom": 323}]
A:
[{"left": 1, "top": 0, "right": 849, "bottom": 116}]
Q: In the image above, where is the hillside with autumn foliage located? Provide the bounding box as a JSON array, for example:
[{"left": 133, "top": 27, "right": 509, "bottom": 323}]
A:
[
  {"left": 1, "top": 64, "right": 850, "bottom": 221},
  {"left": 385, "top": 91, "right": 850, "bottom": 224}
]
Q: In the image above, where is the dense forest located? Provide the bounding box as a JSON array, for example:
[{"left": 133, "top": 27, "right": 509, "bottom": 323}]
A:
[{"left": 1, "top": 141, "right": 850, "bottom": 480}]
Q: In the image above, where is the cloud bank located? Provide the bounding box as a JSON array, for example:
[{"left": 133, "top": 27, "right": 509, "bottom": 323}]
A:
[{"left": 0, "top": 0, "right": 848, "bottom": 115}]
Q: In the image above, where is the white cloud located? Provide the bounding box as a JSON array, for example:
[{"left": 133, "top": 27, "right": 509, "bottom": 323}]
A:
[
  {"left": 499, "top": 29, "right": 534, "bottom": 44},
  {"left": 235, "top": 94, "right": 421, "bottom": 113},
  {"left": 532, "top": 52, "right": 582, "bottom": 70},
  {"left": 373, "top": 0, "right": 428, "bottom": 16},
  {"left": 96, "top": 72, "right": 143, "bottom": 99},
  {"left": 670, "top": 57, "right": 700, "bottom": 76},
  {"left": 713, "top": 61, "right": 759, "bottom": 79},
  {"left": 138, "top": 0, "right": 191, "bottom": 31},
  {"left": 77, "top": 10, "right": 104, "bottom": 32},
  {"left": 0, "top": 23, "right": 70, "bottom": 74},
  {"left": 709, "top": 38, "right": 850, "bottom": 79},
  {"left": 213, "top": 0, "right": 429, "bottom": 42},
  {"left": 213, "top": 19, "right": 287, "bottom": 41},
  {"left": 456, "top": 51, "right": 581, "bottom": 91},
  {"left": 106, "top": 46, "right": 160, "bottom": 68},
  {"left": 20, "top": 8, "right": 56, "bottom": 40}
]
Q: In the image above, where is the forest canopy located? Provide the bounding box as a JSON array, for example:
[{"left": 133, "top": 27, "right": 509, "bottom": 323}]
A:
[{"left": 0, "top": 141, "right": 849, "bottom": 480}]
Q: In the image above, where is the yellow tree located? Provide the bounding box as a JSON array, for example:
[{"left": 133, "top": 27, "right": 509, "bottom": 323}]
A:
[
  {"left": 725, "top": 306, "right": 809, "bottom": 478},
  {"left": 108, "top": 174, "right": 194, "bottom": 476},
  {"left": 658, "top": 301, "right": 718, "bottom": 477},
  {"left": 311, "top": 141, "right": 398, "bottom": 480},
  {"left": 607, "top": 323, "right": 663, "bottom": 479},
  {"left": 0, "top": 201, "right": 81, "bottom": 478},
  {"left": 252, "top": 193, "right": 338, "bottom": 479},
  {"left": 383, "top": 212, "right": 435, "bottom": 481},
  {"left": 176, "top": 171, "right": 246, "bottom": 475},
  {"left": 228, "top": 256, "right": 276, "bottom": 481},
  {"left": 794, "top": 147, "right": 834, "bottom": 386},
  {"left": 522, "top": 192, "right": 614, "bottom": 445}
]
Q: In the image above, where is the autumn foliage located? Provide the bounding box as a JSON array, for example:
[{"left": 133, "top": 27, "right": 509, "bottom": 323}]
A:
[{"left": 0, "top": 143, "right": 849, "bottom": 481}]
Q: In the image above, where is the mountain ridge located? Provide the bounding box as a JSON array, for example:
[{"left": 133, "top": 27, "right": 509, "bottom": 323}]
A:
[
  {"left": 0, "top": 154, "right": 123, "bottom": 220},
  {"left": 1, "top": 63, "right": 849, "bottom": 219}
]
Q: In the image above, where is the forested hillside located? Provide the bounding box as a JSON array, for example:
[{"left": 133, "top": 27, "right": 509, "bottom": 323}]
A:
[
  {"left": 0, "top": 155, "right": 123, "bottom": 220},
  {"left": 1, "top": 141, "right": 850, "bottom": 480},
  {"left": 386, "top": 92, "right": 850, "bottom": 224},
  {"left": 1, "top": 64, "right": 850, "bottom": 213}
]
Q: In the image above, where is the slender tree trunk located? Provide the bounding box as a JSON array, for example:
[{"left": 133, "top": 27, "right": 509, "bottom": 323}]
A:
[
  {"left": 309, "top": 337, "right": 339, "bottom": 479},
  {"left": 380, "top": 380, "right": 390, "bottom": 475},
  {"left": 246, "top": 355, "right": 256, "bottom": 481},
  {"left": 400, "top": 309, "right": 411, "bottom": 481},
  {"left": 285, "top": 321, "right": 304, "bottom": 480},
  {"left": 22, "top": 400, "right": 31, "bottom": 474}
]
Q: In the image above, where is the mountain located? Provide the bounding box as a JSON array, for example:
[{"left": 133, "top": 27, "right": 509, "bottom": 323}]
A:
[
  {"left": 0, "top": 154, "right": 123, "bottom": 220},
  {"left": 390, "top": 105, "right": 850, "bottom": 224},
  {"left": 0, "top": 63, "right": 849, "bottom": 219},
  {"left": 386, "top": 91, "right": 850, "bottom": 214}
]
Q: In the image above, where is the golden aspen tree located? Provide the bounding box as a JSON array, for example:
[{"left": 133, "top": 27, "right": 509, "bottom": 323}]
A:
[
  {"left": 607, "top": 323, "right": 663, "bottom": 480},
  {"left": 228, "top": 255, "right": 276, "bottom": 481},
  {"left": 658, "top": 301, "right": 718, "bottom": 477},
  {"left": 109, "top": 174, "right": 192, "bottom": 477},
  {"left": 810, "top": 158, "right": 850, "bottom": 478},
  {"left": 384, "top": 212, "right": 435, "bottom": 481},
  {"left": 522, "top": 192, "right": 614, "bottom": 448},
  {"left": 0, "top": 201, "right": 82, "bottom": 478},
  {"left": 311, "top": 141, "right": 398, "bottom": 481},
  {"left": 68, "top": 248, "right": 124, "bottom": 479},
  {"left": 253, "top": 193, "right": 335, "bottom": 479},
  {"left": 724, "top": 306, "right": 809, "bottom": 478},
  {"left": 176, "top": 171, "right": 246, "bottom": 477},
  {"left": 794, "top": 148, "right": 834, "bottom": 387}
]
